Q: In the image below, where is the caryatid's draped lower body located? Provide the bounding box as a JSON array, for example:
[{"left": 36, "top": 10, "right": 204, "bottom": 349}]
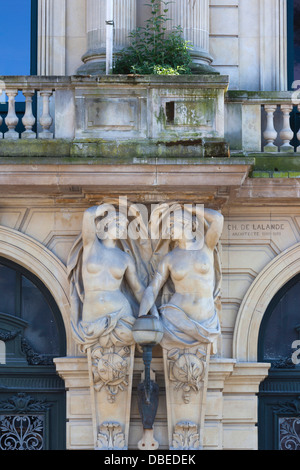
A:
[
  {"left": 67, "top": 233, "right": 143, "bottom": 352},
  {"left": 148, "top": 234, "right": 223, "bottom": 352},
  {"left": 159, "top": 304, "right": 221, "bottom": 351},
  {"left": 75, "top": 304, "right": 135, "bottom": 351}
]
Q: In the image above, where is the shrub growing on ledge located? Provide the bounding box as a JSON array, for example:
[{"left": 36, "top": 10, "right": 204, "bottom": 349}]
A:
[{"left": 113, "top": 0, "right": 193, "bottom": 75}]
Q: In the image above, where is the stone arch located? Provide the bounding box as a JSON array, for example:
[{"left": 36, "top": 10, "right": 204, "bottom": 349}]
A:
[
  {"left": 233, "top": 242, "right": 300, "bottom": 362},
  {"left": 0, "top": 225, "right": 73, "bottom": 355}
]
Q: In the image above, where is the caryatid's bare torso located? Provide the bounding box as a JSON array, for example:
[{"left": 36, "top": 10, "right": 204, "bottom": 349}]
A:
[
  {"left": 157, "top": 244, "right": 215, "bottom": 322},
  {"left": 80, "top": 206, "right": 145, "bottom": 324},
  {"left": 82, "top": 239, "right": 134, "bottom": 322}
]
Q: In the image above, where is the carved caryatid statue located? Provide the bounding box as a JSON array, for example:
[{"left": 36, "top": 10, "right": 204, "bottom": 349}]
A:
[
  {"left": 138, "top": 203, "right": 224, "bottom": 449},
  {"left": 67, "top": 203, "right": 148, "bottom": 351},
  {"left": 67, "top": 202, "right": 152, "bottom": 449},
  {"left": 139, "top": 204, "right": 223, "bottom": 351},
  {"left": 67, "top": 201, "right": 224, "bottom": 450},
  {"left": 68, "top": 201, "right": 223, "bottom": 354}
]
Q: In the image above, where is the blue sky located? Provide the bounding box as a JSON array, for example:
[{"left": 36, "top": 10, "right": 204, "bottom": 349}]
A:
[{"left": 0, "top": 0, "right": 31, "bottom": 75}]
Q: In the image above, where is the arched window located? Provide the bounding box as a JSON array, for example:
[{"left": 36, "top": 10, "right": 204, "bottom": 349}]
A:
[
  {"left": 0, "top": 257, "right": 66, "bottom": 450},
  {"left": 258, "top": 274, "right": 300, "bottom": 450},
  {"left": 0, "top": 257, "right": 66, "bottom": 363}
]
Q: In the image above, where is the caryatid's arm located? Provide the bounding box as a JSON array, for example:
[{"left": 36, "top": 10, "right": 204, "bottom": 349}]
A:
[
  {"left": 184, "top": 205, "right": 224, "bottom": 251},
  {"left": 203, "top": 208, "right": 224, "bottom": 250},
  {"left": 81, "top": 204, "right": 116, "bottom": 247},
  {"left": 138, "top": 258, "right": 170, "bottom": 318},
  {"left": 125, "top": 256, "right": 160, "bottom": 318}
]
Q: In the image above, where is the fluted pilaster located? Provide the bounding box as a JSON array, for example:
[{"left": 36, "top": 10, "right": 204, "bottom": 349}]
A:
[
  {"left": 165, "top": 0, "right": 215, "bottom": 74},
  {"left": 78, "top": 0, "right": 136, "bottom": 75}
]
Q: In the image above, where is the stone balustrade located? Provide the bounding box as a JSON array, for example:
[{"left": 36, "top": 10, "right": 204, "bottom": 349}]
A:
[
  {"left": 225, "top": 91, "right": 300, "bottom": 154},
  {"left": 0, "top": 75, "right": 229, "bottom": 155},
  {"left": 262, "top": 103, "right": 296, "bottom": 153},
  {"left": 0, "top": 77, "right": 60, "bottom": 140},
  {"left": 1, "top": 77, "right": 299, "bottom": 156}
]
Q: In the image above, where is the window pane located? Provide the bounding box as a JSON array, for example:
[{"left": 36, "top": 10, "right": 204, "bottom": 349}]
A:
[
  {"left": 21, "top": 276, "right": 60, "bottom": 356},
  {"left": 0, "top": 265, "right": 16, "bottom": 315},
  {"left": 0, "top": 0, "right": 31, "bottom": 75},
  {"left": 262, "top": 280, "right": 300, "bottom": 362}
]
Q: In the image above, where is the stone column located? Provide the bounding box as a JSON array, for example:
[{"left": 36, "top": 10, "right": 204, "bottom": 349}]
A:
[
  {"left": 77, "top": 0, "right": 136, "bottom": 75},
  {"left": 165, "top": 0, "right": 215, "bottom": 74}
]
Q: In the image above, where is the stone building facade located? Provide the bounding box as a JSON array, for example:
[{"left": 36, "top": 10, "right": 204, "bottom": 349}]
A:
[{"left": 0, "top": 0, "right": 300, "bottom": 451}]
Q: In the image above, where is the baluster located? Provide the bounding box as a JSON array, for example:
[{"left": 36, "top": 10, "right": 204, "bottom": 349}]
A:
[
  {"left": 279, "top": 104, "right": 294, "bottom": 153},
  {"left": 21, "top": 90, "right": 36, "bottom": 139},
  {"left": 263, "top": 105, "right": 278, "bottom": 152},
  {"left": 4, "top": 89, "right": 19, "bottom": 140},
  {"left": 39, "top": 91, "right": 53, "bottom": 139},
  {"left": 297, "top": 104, "right": 300, "bottom": 152}
]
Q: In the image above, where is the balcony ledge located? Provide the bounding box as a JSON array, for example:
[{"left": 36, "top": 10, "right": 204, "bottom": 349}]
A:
[{"left": 0, "top": 152, "right": 253, "bottom": 197}]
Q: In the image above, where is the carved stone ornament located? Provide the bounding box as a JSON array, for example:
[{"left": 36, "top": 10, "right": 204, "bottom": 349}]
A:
[
  {"left": 96, "top": 422, "right": 127, "bottom": 450},
  {"left": 68, "top": 201, "right": 223, "bottom": 353},
  {"left": 91, "top": 346, "right": 131, "bottom": 402},
  {"left": 67, "top": 201, "right": 224, "bottom": 449},
  {"left": 67, "top": 201, "right": 153, "bottom": 352},
  {"left": 138, "top": 204, "right": 223, "bottom": 352},
  {"left": 171, "top": 421, "right": 201, "bottom": 450},
  {"left": 167, "top": 348, "right": 206, "bottom": 403}
]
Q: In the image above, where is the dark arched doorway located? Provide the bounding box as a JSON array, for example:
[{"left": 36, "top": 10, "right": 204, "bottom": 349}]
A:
[
  {"left": 258, "top": 273, "right": 300, "bottom": 450},
  {"left": 0, "top": 257, "right": 66, "bottom": 450}
]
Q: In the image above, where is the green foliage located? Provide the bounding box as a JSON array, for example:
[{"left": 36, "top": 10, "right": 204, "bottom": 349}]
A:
[{"left": 113, "top": 0, "right": 193, "bottom": 75}]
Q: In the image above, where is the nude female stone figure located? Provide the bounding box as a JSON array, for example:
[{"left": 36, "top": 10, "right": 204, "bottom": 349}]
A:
[
  {"left": 138, "top": 206, "right": 224, "bottom": 351},
  {"left": 68, "top": 204, "right": 147, "bottom": 350}
]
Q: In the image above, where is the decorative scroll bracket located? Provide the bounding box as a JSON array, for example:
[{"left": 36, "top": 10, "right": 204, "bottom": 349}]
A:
[
  {"left": 163, "top": 343, "right": 212, "bottom": 450},
  {"left": 87, "top": 344, "right": 135, "bottom": 450}
]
